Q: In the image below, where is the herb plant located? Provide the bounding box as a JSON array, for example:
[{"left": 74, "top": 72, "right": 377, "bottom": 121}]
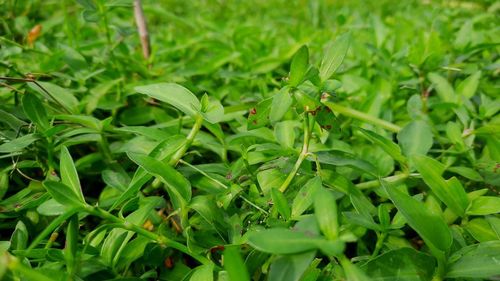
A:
[{"left": 0, "top": 0, "right": 499, "bottom": 280}]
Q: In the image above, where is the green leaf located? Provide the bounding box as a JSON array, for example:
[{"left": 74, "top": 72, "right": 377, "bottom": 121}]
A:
[
  {"left": 467, "top": 196, "right": 500, "bottom": 215},
  {"left": 465, "top": 218, "right": 498, "bottom": 242},
  {"left": 0, "top": 134, "right": 39, "bottom": 153},
  {"left": 271, "top": 188, "right": 291, "bottom": 220},
  {"left": 457, "top": 71, "right": 481, "bottom": 99},
  {"left": 270, "top": 88, "right": 293, "bottom": 123},
  {"left": 427, "top": 72, "right": 456, "bottom": 103},
  {"left": 358, "top": 127, "right": 407, "bottom": 165},
  {"left": 383, "top": 182, "right": 452, "bottom": 252},
  {"left": 292, "top": 176, "right": 322, "bottom": 218},
  {"left": 248, "top": 97, "right": 272, "bottom": 130},
  {"left": 22, "top": 93, "right": 50, "bottom": 132},
  {"left": 101, "top": 197, "right": 163, "bottom": 267},
  {"left": 37, "top": 199, "right": 66, "bottom": 216},
  {"left": 60, "top": 146, "right": 85, "bottom": 202},
  {"left": 314, "top": 188, "right": 339, "bottom": 240},
  {"left": 201, "top": 96, "right": 224, "bottom": 124},
  {"left": 289, "top": 45, "right": 309, "bottom": 87},
  {"left": 319, "top": 33, "right": 351, "bottom": 82},
  {"left": 127, "top": 152, "right": 191, "bottom": 204},
  {"left": 55, "top": 114, "right": 102, "bottom": 131},
  {"left": 64, "top": 214, "right": 79, "bottom": 274},
  {"left": 397, "top": 120, "right": 433, "bottom": 157},
  {"left": 10, "top": 221, "right": 28, "bottom": 251},
  {"left": 274, "top": 120, "right": 297, "bottom": 149},
  {"left": 360, "top": 248, "right": 435, "bottom": 281},
  {"left": 446, "top": 241, "right": 500, "bottom": 279},
  {"left": 413, "top": 155, "right": 469, "bottom": 217},
  {"left": 223, "top": 246, "right": 250, "bottom": 281},
  {"left": 28, "top": 81, "right": 78, "bottom": 113},
  {"left": 268, "top": 251, "right": 316, "bottom": 281},
  {"left": 42, "top": 181, "right": 87, "bottom": 209},
  {"left": 109, "top": 135, "right": 186, "bottom": 210},
  {"left": 316, "top": 152, "right": 379, "bottom": 176},
  {"left": 447, "top": 166, "right": 483, "bottom": 182},
  {"left": 343, "top": 211, "right": 381, "bottom": 231},
  {"left": 190, "top": 264, "right": 214, "bottom": 281},
  {"left": 340, "top": 256, "right": 370, "bottom": 281},
  {"left": 134, "top": 83, "right": 201, "bottom": 117},
  {"left": 246, "top": 228, "right": 344, "bottom": 255}
]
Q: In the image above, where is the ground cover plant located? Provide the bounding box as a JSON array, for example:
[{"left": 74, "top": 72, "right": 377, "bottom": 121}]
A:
[{"left": 0, "top": 0, "right": 499, "bottom": 280}]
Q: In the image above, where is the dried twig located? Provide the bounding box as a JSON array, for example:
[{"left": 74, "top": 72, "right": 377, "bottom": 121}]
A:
[{"left": 133, "top": 0, "right": 151, "bottom": 62}]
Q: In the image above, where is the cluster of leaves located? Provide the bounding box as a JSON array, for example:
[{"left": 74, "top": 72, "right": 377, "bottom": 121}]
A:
[{"left": 0, "top": 0, "right": 499, "bottom": 280}]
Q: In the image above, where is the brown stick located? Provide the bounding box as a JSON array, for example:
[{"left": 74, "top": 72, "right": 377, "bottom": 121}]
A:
[{"left": 133, "top": 0, "right": 151, "bottom": 62}]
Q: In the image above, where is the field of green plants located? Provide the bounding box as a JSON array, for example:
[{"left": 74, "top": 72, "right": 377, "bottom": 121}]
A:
[{"left": 0, "top": 0, "right": 499, "bottom": 280}]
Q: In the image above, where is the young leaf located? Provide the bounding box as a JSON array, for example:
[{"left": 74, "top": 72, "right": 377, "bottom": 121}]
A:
[
  {"left": 60, "top": 146, "right": 85, "bottom": 202},
  {"left": 397, "top": 120, "right": 433, "bottom": 157},
  {"left": 467, "top": 196, "right": 500, "bottom": 216},
  {"left": 465, "top": 218, "right": 498, "bottom": 242},
  {"left": 427, "top": 72, "right": 456, "bottom": 103},
  {"left": 383, "top": 182, "right": 452, "bottom": 252},
  {"left": 319, "top": 33, "right": 351, "bottom": 82},
  {"left": 42, "top": 181, "right": 87, "bottom": 209},
  {"left": 413, "top": 155, "right": 469, "bottom": 217},
  {"left": 134, "top": 83, "right": 201, "bottom": 117},
  {"left": 10, "top": 221, "right": 28, "bottom": 251},
  {"left": 201, "top": 96, "right": 224, "bottom": 124},
  {"left": 314, "top": 188, "right": 339, "bottom": 240},
  {"left": 457, "top": 71, "right": 481, "bottom": 99},
  {"left": 22, "top": 93, "right": 50, "bottom": 132},
  {"left": 223, "top": 246, "right": 250, "bottom": 281},
  {"left": 289, "top": 45, "right": 309, "bottom": 87}
]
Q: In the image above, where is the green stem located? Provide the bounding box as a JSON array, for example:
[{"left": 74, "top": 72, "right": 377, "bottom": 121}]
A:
[
  {"left": 169, "top": 115, "right": 203, "bottom": 166},
  {"left": 372, "top": 232, "right": 387, "bottom": 257},
  {"left": 279, "top": 113, "right": 312, "bottom": 193},
  {"left": 322, "top": 100, "right": 401, "bottom": 133},
  {"left": 99, "top": 134, "right": 114, "bottom": 164},
  {"left": 86, "top": 206, "right": 211, "bottom": 265}
]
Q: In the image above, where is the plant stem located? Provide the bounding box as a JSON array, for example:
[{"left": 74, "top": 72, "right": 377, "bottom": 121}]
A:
[
  {"left": 99, "top": 134, "right": 114, "bottom": 164},
  {"left": 372, "top": 232, "right": 387, "bottom": 257},
  {"left": 86, "top": 206, "right": 211, "bottom": 265},
  {"left": 322, "top": 100, "right": 401, "bottom": 133},
  {"left": 169, "top": 115, "right": 203, "bottom": 166},
  {"left": 279, "top": 113, "right": 312, "bottom": 192}
]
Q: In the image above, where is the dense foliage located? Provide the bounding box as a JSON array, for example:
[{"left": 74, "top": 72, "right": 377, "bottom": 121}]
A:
[{"left": 0, "top": 0, "right": 499, "bottom": 280}]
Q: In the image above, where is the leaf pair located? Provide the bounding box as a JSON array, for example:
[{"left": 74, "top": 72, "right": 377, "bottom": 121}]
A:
[{"left": 43, "top": 146, "right": 87, "bottom": 210}]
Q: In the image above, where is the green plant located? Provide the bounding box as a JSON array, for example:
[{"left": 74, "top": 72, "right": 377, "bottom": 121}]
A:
[{"left": 0, "top": 0, "right": 499, "bottom": 280}]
